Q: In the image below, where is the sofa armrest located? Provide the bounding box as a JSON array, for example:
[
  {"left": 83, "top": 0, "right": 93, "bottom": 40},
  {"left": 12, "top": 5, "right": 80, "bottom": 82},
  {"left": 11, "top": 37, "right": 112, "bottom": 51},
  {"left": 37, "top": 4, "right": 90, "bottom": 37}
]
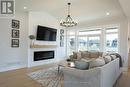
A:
[{"left": 61, "top": 67, "right": 102, "bottom": 87}]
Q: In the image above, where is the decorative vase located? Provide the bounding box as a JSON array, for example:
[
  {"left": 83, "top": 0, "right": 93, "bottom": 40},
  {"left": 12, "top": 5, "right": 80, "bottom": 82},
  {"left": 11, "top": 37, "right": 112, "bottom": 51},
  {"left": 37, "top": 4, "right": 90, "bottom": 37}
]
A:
[{"left": 30, "top": 40, "right": 35, "bottom": 46}]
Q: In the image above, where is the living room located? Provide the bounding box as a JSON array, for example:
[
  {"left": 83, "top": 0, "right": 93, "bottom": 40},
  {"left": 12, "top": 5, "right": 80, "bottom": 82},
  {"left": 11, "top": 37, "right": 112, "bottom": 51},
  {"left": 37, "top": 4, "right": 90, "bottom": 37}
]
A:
[{"left": 0, "top": 0, "right": 130, "bottom": 87}]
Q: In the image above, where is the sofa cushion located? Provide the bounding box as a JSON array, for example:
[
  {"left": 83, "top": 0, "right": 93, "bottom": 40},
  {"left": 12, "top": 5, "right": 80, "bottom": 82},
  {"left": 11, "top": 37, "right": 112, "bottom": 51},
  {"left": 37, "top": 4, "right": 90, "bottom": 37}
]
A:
[
  {"left": 102, "top": 52, "right": 108, "bottom": 57},
  {"left": 69, "top": 55, "right": 74, "bottom": 59},
  {"left": 89, "top": 57, "right": 105, "bottom": 68},
  {"left": 80, "top": 51, "right": 90, "bottom": 59},
  {"left": 77, "top": 52, "right": 82, "bottom": 60},
  {"left": 99, "top": 52, "right": 103, "bottom": 57},
  {"left": 110, "top": 55, "right": 117, "bottom": 60},
  {"left": 74, "top": 60, "right": 89, "bottom": 70},
  {"left": 89, "top": 52, "right": 100, "bottom": 58},
  {"left": 81, "top": 58, "right": 92, "bottom": 62},
  {"left": 73, "top": 52, "right": 78, "bottom": 59},
  {"left": 103, "top": 55, "right": 112, "bottom": 63}
]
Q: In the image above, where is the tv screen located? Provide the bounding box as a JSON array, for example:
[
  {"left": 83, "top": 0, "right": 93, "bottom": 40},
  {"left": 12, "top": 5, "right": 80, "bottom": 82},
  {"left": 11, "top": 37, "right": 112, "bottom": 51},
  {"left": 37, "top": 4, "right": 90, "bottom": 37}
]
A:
[{"left": 36, "top": 25, "right": 57, "bottom": 41}]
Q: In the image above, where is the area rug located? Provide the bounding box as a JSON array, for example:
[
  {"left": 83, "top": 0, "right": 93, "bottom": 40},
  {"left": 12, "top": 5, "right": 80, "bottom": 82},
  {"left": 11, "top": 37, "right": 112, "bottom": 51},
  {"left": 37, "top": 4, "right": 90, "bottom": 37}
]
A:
[{"left": 28, "top": 67, "right": 63, "bottom": 87}]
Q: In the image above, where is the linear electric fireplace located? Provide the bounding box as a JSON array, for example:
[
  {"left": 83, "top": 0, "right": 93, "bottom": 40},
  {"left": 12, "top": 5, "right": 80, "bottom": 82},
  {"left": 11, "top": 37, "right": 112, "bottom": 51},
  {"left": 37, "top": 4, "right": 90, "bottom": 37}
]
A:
[{"left": 34, "top": 51, "right": 54, "bottom": 61}]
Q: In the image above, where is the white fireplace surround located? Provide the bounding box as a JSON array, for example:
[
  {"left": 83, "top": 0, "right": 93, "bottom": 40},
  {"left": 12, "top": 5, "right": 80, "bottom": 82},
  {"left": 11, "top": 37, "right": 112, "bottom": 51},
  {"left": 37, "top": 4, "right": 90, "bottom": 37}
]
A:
[
  {"left": 28, "top": 48, "right": 59, "bottom": 67},
  {"left": 28, "top": 12, "right": 66, "bottom": 67}
]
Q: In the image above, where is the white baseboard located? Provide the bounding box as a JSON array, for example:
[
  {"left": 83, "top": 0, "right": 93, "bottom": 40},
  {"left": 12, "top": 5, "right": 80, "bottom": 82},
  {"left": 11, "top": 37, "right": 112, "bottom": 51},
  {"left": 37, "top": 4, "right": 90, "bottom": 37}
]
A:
[
  {"left": 0, "top": 63, "right": 26, "bottom": 72},
  {"left": 28, "top": 58, "right": 63, "bottom": 68}
]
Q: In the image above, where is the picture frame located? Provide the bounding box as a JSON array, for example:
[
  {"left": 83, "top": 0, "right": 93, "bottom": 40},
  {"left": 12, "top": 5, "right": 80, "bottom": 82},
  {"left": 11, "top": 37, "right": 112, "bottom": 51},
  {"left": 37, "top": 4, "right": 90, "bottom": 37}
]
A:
[
  {"left": 12, "top": 19, "right": 20, "bottom": 29},
  {"left": 60, "top": 35, "right": 64, "bottom": 40},
  {"left": 12, "top": 29, "right": 19, "bottom": 38},
  {"left": 60, "top": 29, "right": 64, "bottom": 34},
  {"left": 60, "top": 35, "right": 64, "bottom": 47},
  {"left": 11, "top": 39, "right": 19, "bottom": 47}
]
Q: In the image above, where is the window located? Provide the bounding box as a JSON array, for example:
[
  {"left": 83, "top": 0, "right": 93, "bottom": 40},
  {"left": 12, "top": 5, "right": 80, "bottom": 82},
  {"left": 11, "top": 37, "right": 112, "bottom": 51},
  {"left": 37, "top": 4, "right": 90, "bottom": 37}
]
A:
[
  {"left": 78, "top": 36, "right": 88, "bottom": 51},
  {"left": 67, "top": 31, "right": 76, "bottom": 55},
  {"left": 88, "top": 36, "right": 100, "bottom": 51},
  {"left": 66, "top": 26, "right": 119, "bottom": 56},
  {"left": 105, "top": 28, "right": 118, "bottom": 52},
  {"left": 78, "top": 29, "right": 101, "bottom": 51}
]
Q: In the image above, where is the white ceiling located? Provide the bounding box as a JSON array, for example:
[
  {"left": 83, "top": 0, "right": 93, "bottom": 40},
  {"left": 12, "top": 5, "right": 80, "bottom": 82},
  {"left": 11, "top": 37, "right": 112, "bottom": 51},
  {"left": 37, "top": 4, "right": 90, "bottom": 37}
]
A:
[
  {"left": 118, "top": 0, "right": 130, "bottom": 19},
  {"left": 15, "top": 0, "right": 126, "bottom": 23}
]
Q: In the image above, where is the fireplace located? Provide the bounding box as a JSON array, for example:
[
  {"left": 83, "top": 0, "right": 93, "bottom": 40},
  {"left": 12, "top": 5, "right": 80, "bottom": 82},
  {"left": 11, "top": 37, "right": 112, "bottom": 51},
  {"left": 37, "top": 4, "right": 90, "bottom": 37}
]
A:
[{"left": 34, "top": 51, "right": 54, "bottom": 61}]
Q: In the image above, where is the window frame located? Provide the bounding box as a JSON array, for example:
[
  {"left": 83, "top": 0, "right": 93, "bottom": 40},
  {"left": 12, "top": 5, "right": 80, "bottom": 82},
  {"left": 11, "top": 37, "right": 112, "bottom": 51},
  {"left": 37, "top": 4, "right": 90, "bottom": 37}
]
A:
[
  {"left": 66, "top": 25, "right": 120, "bottom": 55},
  {"left": 104, "top": 27, "right": 119, "bottom": 53},
  {"left": 66, "top": 30, "right": 77, "bottom": 55},
  {"left": 77, "top": 29, "right": 102, "bottom": 51}
]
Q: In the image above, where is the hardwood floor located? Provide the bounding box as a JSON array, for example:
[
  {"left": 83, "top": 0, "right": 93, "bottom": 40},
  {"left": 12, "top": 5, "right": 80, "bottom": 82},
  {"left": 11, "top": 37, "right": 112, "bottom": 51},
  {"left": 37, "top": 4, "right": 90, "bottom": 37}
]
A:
[
  {"left": 0, "top": 64, "right": 130, "bottom": 87},
  {"left": 114, "top": 68, "right": 130, "bottom": 87},
  {"left": 0, "top": 63, "right": 56, "bottom": 87}
]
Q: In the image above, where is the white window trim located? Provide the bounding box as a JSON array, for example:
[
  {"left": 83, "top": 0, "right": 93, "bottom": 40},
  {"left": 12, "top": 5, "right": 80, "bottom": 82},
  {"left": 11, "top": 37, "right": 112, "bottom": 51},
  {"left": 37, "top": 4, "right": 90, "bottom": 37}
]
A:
[
  {"left": 66, "top": 24, "right": 120, "bottom": 55},
  {"left": 104, "top": 28, "right": 119, "bottom": 53}
]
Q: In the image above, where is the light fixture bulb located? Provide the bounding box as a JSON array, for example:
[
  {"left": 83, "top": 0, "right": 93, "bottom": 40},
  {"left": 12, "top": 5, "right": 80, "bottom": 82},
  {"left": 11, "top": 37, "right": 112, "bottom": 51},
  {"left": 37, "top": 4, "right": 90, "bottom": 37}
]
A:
[
  {"left": 24, "top": 6, "right": 27, "bottom": 9},
  {"left": 106, "top": 12, "right": 110, "bottom": 16}
]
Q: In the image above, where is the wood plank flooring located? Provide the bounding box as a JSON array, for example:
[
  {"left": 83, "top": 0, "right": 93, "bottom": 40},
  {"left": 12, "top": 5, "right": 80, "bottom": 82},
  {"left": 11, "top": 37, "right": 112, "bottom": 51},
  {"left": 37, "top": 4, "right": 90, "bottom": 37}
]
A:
[
  {"left": 0, "top": 63, "right": 56, "bottom": 87},
  {"left": 114, "top": 68, "right": 130, "bottom": 87},
  {"left": 0, "top": 63, "right": 129, "bottom": 87}
]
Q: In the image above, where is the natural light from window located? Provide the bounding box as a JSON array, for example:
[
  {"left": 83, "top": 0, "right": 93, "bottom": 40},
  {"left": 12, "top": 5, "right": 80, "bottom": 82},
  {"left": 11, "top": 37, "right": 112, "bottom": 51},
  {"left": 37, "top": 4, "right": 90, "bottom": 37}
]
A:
[
  {"left": 67, "top": 26, "right": 119, "bottom": 55},
  {"left": 105, "top": 28, "right": 118, "bottom": 53}
]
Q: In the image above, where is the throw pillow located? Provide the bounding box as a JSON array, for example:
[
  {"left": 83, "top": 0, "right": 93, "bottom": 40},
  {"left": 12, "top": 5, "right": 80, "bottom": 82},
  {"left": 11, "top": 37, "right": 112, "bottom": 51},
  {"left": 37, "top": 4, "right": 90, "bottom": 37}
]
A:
[
  {"left": 69, "top": 55, "right": 74, "bottom": 59},
  {"left": 102, "top": 52, "right": 108, "bottom": 57},
  {"left": 110, "top": 55, "right": 117, "bottom": 60},
  {"left": 89, "top": 57, "right": 105, "bottom": 68},
  {"left": 99, "top": 52, "right": 103, "bottom": 57},
  {"left": 73, "top": 52, "right": 77, "bottom": 59},
  {"left": 80, "top": 51, "right": 90, "bottom": 59},
  {"left": 74, "top": 60, "right": 89, "bottom": 70},
  {"left": 89, "top": 51, "right": 99, "bottom": 58},
  {"left": 81, "top": 58, "right": 95, "bottom": 63},
  {"left": 103, "top": 55, "right": 112, "bottom": 63},
  {"left": 77, "top": 52, "right": 82, "bottom": 60}
]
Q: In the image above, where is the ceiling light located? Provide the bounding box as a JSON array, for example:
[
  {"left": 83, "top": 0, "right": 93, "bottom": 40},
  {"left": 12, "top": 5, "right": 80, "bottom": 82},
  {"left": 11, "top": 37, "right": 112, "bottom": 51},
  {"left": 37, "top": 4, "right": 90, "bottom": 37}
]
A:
[
  {"left": 60, "top": 3, "right": 77, "bottom": 27},
  {"left": 106, "top": 12, "right": 110, "bottom": 16},
  {"left": 24, "top": 7, "right": 27, "bottom": 9}
]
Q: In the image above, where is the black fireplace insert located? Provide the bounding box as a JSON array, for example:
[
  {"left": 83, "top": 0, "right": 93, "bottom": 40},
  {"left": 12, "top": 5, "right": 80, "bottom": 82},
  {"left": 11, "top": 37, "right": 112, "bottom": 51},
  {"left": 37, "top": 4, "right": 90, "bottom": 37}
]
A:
[{"left": 34, "top": 51, "right": 54, "bottom": 61}]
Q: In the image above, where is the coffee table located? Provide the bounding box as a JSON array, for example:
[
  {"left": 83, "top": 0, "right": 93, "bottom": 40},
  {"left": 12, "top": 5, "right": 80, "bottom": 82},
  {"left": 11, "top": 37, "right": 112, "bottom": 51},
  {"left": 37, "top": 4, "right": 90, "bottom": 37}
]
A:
[
  {"left": 58, "top": 61, "right": 75, "bottom": 73},
  {"left": 58, "top": 64, "right": 66, "bottom": 73}
]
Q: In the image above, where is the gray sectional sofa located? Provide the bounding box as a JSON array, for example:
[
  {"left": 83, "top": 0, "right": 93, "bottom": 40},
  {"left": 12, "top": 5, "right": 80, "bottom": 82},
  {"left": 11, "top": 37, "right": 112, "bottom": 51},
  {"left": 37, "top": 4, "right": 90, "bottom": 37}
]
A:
[{"left": 61, "top": 51, "right": 122, "bottom": 87}]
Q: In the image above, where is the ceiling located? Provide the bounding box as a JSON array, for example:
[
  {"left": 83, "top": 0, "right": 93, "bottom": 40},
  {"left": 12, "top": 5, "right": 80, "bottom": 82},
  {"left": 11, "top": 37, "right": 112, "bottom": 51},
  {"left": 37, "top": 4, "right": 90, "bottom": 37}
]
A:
[
  {"left": 118, "top": 0, "right": 130, "bottom": 19},
  {"left": 15, "top": 0, "right": 126, "bottom": 24}
]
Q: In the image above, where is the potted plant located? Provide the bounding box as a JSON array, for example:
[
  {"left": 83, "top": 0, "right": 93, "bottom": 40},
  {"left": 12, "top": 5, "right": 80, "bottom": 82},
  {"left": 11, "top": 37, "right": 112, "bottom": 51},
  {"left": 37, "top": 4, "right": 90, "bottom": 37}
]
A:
[{"left": 29, "top": 35, "right": 35, "bottom": 46}]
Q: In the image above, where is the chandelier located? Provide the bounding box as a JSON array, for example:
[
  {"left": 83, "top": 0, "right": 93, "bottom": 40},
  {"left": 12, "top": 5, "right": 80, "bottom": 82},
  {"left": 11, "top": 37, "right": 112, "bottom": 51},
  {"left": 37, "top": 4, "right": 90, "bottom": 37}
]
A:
[{"left": 60, "top": 3, "right": 77, "bottom": 27}]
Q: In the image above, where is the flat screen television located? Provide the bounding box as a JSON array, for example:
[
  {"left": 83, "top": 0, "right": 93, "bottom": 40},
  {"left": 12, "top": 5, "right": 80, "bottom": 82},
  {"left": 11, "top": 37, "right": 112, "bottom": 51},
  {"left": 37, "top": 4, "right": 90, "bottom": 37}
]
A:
[{"left": 36, "top": 25, "right": 57, "bottom": 41}]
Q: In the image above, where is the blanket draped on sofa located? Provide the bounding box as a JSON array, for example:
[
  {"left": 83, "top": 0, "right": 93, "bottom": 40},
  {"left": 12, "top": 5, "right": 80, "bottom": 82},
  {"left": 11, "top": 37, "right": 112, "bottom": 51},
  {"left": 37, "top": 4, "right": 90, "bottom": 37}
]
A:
[{"left": 110, "top": 53, "right": 123, "bottom": 67}]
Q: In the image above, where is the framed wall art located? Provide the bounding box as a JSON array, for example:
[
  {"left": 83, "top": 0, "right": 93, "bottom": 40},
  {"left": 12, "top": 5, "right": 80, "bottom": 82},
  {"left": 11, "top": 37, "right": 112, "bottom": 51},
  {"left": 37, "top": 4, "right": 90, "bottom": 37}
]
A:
[
  {"left": 60, "top": 29, "right": 64, "bottom": 34},
  {"left": 60, "top": 35, "right": 64, "bottom": 40},
  {"left": 12, "top": 29, "right": 19, "bottom": 38},
  {"left": 12, "top": 19, "right": 20, "bottom": 29},
  {"left": 11, "top": 39, "right": 19, "bottom": 47},
  {"left": 60, "top": 29, "right": 65, "bottom": 47},
  {"left": 11, "top": 19, "right": 20, "bottom": 48}
]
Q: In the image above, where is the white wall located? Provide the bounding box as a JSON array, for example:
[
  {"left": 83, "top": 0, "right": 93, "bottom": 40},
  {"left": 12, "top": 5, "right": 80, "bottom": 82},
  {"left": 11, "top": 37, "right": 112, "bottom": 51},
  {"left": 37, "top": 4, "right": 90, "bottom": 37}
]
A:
[
  {"left": 0, "top": 11, "right": 67, "bottom": 71},
  {"left": 28, "top": 11, "right": 66, "bottom": 67},
  {"left": 128, "top": 20, "right": 130, "bottom": 68},
  {"left": 0, "top": 12, "right": 28, "bottom": 72},
  {"left": 128, "top": 20, "right": 130, "bottom": 51}
]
